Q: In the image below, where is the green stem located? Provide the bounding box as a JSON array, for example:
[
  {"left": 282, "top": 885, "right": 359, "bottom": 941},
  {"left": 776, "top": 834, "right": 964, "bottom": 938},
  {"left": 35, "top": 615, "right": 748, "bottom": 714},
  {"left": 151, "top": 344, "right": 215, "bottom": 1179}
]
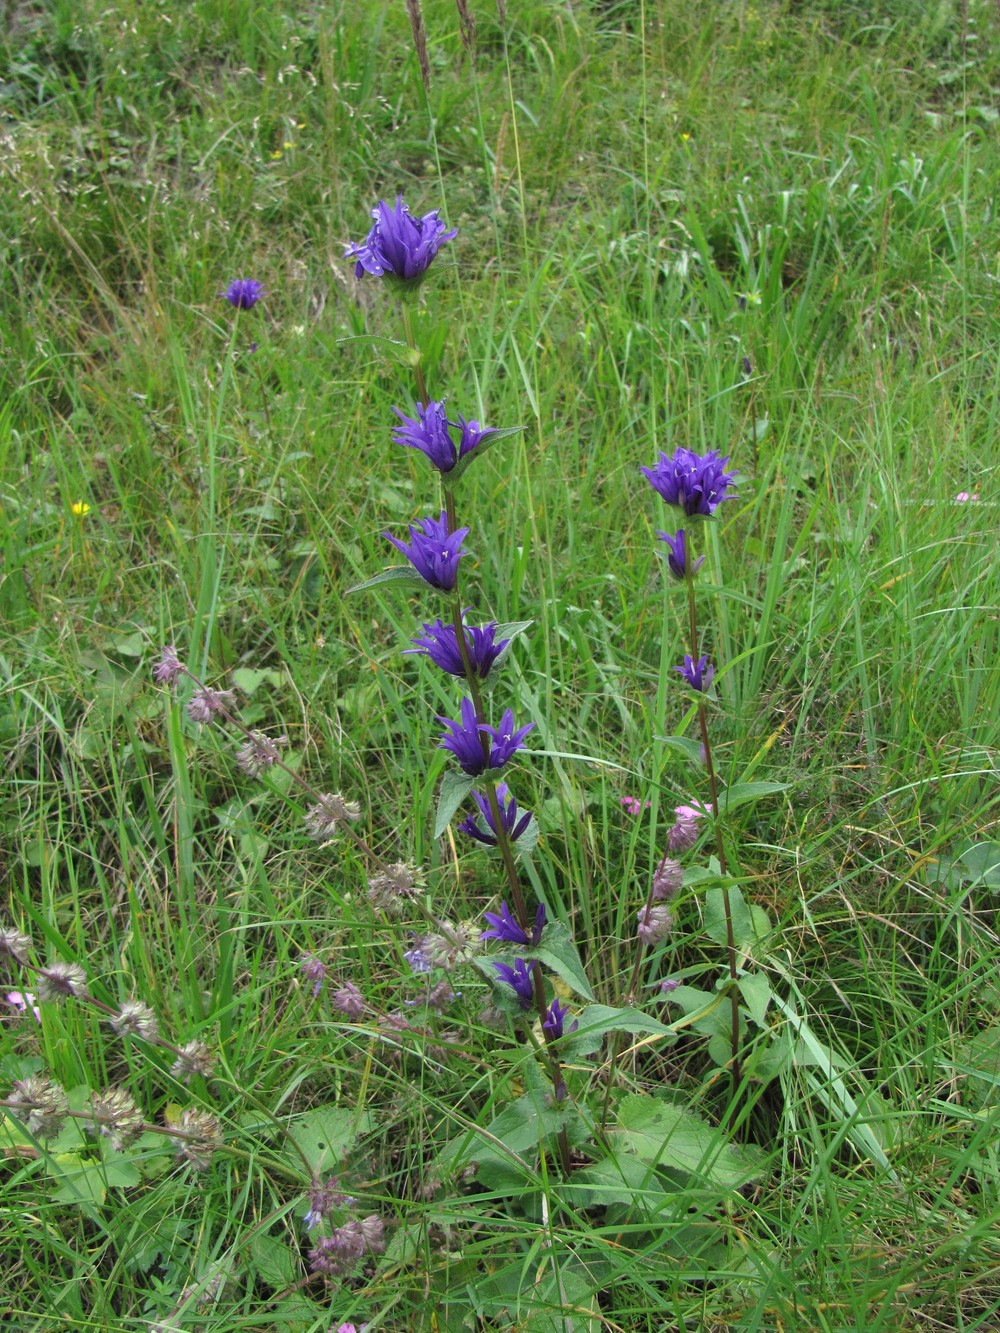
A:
[{"left": 684, "top": 537, "right": 742, "bottom": 1109}]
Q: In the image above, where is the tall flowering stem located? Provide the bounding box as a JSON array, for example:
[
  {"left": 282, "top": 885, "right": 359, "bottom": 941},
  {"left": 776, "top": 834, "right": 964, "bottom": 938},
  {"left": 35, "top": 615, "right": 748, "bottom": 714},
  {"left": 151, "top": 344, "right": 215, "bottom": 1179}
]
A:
[{"left": 683, "top": 532, "right": 741, "bottom": 1100}]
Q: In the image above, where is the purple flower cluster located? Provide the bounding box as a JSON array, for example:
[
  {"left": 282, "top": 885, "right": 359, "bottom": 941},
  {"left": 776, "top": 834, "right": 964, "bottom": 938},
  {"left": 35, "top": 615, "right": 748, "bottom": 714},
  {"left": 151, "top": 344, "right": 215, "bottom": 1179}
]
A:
[
  {"left": 407, "top": 618, "right": 508, "bottom": 679},
  {"left": 437, "top": 699, "right": 533, "bottom": 776},
  {"left": 220, "top": 279, "right": 264, "bottom": 310},
  {"left": 385, "top": 513, "right": 469, "bottom": 592},
  {"left": 393, "top": 400, "right": 497, "bottom": 474},
  {"left": 641, "top": 446, "right": 737, "bottom": 517},
  {"left": 346, "top": 196, "right": 457, "bottom": 284},
  {"left": 459, "top": 783, "right": 531, "bottom": 846}
]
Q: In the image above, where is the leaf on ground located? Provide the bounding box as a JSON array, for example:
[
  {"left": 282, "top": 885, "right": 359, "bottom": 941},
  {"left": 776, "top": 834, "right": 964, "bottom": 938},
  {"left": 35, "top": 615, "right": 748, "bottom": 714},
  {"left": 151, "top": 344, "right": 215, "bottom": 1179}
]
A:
[{"left": 614, "top": 1094, "right": 766, "bottom": 1189}]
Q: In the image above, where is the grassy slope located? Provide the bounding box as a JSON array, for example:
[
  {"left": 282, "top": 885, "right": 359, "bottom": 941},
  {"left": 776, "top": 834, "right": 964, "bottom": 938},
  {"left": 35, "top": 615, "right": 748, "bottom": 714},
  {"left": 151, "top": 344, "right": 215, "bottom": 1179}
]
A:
[{"left": 1, "top": 0, "right": 999, "bottom": 1329}]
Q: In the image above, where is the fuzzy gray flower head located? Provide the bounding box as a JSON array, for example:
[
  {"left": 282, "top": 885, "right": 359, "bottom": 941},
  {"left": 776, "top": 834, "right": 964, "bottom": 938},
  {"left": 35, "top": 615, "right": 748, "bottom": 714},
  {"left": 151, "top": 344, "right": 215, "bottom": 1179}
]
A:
[
  {"left": 651, "top": 857, "right": 684, "bottom": 902},
  {"left": 174, "top": 1107, "right": 222, "bottom": 1170},
  {"left": 186, "top": 686, "right": 236, "bottom": 725},
  {"left": 332, "top": 981, "right": 365, "bottom": 1020},
  {"left": 171, "top": 1039, "right": 216, "bottom": 1084},
  {"left": 152, "top": 644, "right": 185, "bottom": 686},
  {"left": 37, "top": 962, "right": 87, "bottom": 1003},
  {"left": 422, "top": 923, "right": 477, "bottom": 971},
  {"left": 88, "top": 1087, "right": 144, "bottom": 1152},
  {"left": 304, "top": 793, "right": 361, "bottom": 843},
  {"left": 9, "top": 1074, "right": 69, "bottom": 1139},
  {"left": 367, "top": 861, "right": 422, "bottom": 914},
  {"left": 110, "top": 999, "right": 159, "bottom": 1041},
  {"left": 309, "top": 1216, "right": 385, "bottom": 1276},
  {"left": 0, "top": 926, "right": 32, "bottom": 967},
  {"left": 235, "top": 730, "right": 284, "bottom": 779},
  {"left": 636, "top": 905, "right": 674, "bottom": 946}
]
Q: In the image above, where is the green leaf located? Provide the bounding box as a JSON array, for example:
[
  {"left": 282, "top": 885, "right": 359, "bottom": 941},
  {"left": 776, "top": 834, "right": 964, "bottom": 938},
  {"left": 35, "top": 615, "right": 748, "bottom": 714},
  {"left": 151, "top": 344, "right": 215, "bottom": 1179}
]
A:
[
  {"left": 659, "top": 984, "right": 731, "bottom": 1040},
  {"left": 446, "top": 425, "right": 523, "bottom": 484},
  {"left": 716, "top": 780, "right": 789, "bottom": 813},
  {"left": 534, "top": 920, "right": 595, "bottom": 1001},
  {"left": 704, "top": 884, "right": 770, "bottom": 952},
  {"left": 615, "top": 1094, "right": 765, "bottom": 1188},
  {"left": 562, "top": 1152, "right": 674, "bottom": 1213},
  {"left": 434, "top": 770, "right": 475, "bottom": 838},
  {"left": 738, "top": 973, "right": 773, "bottom": 1027},
  {"left": 655, "top": 734, "right": 705, "bottom": 763},
  {"left": 231, "top": 667, "right": 285, "bottom": 695},
  {"left": 283, "top": 1103, "right": 371, "bottom": 1172},
  {"left": 248, "top": 1232, "right": 299, "bottom": 1289},
  {"left": 564, "top": 1004, "right": 673, "bottom": 1057},
  {"left": 345, "top": 566, "right": 428, "bottom": 595}
]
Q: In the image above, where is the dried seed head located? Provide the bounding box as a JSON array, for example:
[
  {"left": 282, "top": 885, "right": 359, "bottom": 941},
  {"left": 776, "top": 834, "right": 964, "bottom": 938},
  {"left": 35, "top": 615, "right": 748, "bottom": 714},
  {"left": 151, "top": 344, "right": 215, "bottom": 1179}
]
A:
[
  {"left": 331, "top": 981, "right": 365, "bottom": 1020},
  {"left": 651, "top": 856, "right": 684, "bottom": 901},
  {"left": 422, "top": 923, "right": 477, "bottom": 971},
  {"left": 304, "top": 1176, "right": 354, "bottom": 1230},
  {"left": 171, "top": 1040, "right": 216, "bottom": 1084},
  {"left": 299, "top": 954, "right": 328, "bottom": 997},
  {"left": 110, "top": 999, "right": 159, "bottom": 1041},
  {"left": 304, "top": 793, "right": 361, "bottom": 842},
  {"left": 174, "top": 1107, "right": 222, "bottom": 1170},
  {"left": 37, "top": 962, "right": 88, "bottom": 1003},
  {"left": 88, "top": 1087, "right": 144, "bottom": 1152},
  {"left": 0, "top": 926, "right": 32, "bottom": 966},
  {"left": 636, "top": 905, "right": 674, "bottom": 946},
  {"left": 186, "top": 686, "right": 236, "bottom": 725},
  {"left": 235, "top": 730, "right": 284, "bottom": 778},
  {"left": 9, "top": 1074, "right": 70, "bottom": 1139},
  {"left": 367, "top": 861, "right": 422, "bottom": 913},
  {"left": 152, "top": 644, "right": 185, "bottom": 685}
]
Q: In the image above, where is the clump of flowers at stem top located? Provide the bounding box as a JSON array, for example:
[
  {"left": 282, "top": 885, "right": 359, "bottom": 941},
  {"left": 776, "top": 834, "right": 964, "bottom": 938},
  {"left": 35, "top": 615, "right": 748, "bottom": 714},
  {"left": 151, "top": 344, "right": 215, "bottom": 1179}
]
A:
[
  {"left": 407, "top": 618, "right": 508, "bottom": 679},
  {"left": 393, "top": 399, "right": 498, "bottom": 474},
  {"left": 641, "top": 447, "right": 737, "bottom": 517},
  {"left": 437, "top": 698, "right": 534, "bottom": 776},
  {"left": 385, "top": 513, "right": 469, "bottom": 592},
  {"left": 459, "top": 783, "right": 531, "bottom": 845},
  {"left": 346, "top": 196, "right": 456, "bottom": 284},
  {"left": 220, "top": 279, "right": 264, "bottom": 310}
]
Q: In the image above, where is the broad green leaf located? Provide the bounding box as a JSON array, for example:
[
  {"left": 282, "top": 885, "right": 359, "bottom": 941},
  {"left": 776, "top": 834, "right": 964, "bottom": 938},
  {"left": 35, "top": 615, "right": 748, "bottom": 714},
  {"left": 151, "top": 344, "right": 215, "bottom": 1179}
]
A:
[
  {"left": 704, "top": 884, "right": 770, "bottom": 952},
  {"left": 565, "top": 1004, "right": 673, "bottom": 1057},
  {"left": 434, "top": 770, "right": 475, "bottom": 838},
  {"left": 248, "top": 1232, "right": 299, "bottom": 1289},
  {"left": 519, "top": 1266, "right": 600, "bottom": 1332},
  {"left": 345, "top": 566, "right": 428, "bottom": 595},
  {"left": 562, "top": 1152, "right": 674, "bottom": 1214},
  {"left": 738, "top": 973, "right": 773, "bottom": 1028},
  {"left": 654, "top": 734, "right": 705, "bottom": 763},
  {"left": 231, "top": 667, "right": 284, "bottom": 695},
  {"left": 535, "top": 920, "right": 595, "bottom": 1001},
  {"left": 614, "top": 1094, "right": 765, "bottom": 1188},
  {"left": 283, "top": 1103, "right": 371, "bottom": 1172},
  {"left": 716, "top": 780, "right": 789, "bottom": 813},
  {"left": 659, "top": 984, "right": 731, "bottom": 1040}
]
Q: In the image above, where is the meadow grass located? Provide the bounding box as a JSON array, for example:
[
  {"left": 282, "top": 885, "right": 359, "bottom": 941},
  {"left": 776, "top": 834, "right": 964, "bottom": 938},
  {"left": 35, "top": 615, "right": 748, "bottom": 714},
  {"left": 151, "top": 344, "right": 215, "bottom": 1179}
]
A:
[{"left": 2, "top": 0, "right": 999, "bottom": 1329}]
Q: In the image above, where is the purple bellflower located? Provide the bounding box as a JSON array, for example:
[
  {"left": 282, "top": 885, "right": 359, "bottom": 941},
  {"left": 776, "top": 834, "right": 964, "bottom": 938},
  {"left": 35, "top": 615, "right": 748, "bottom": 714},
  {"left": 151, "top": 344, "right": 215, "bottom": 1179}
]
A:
[
  {"left": 493, "top": 958, "right": 535, "bottom": 1008},
  {"left": 220, "top": 279, "right": 264, "bottom": 310},
  {"left": 642, "top": 447, "right": 737, "bottom": 517},
  {"left": 346, "top": 196, "right": 457, "bottom": 284},
  {"left": 542, "top": 999, "right": 577, "bottom": 1041},
  {"left": 384, "top": 512, "right": 469, "bottom": 591},
  {"left": 437, "top": 698, "right": 534, "bottom": 776},
  {"left": 481, "top": 901, "right": 546, "bottom": 947},
  {"left": 393, "top": 400, "right": 497, "bottom": 474},
  {"left": 675, "top": 654, "right": 715, "bottom": 692},
  {"left": 459, "top": 783, "right": 532, "bottom": 846},
  {"left": 407, "top": 618, "right": 508, "bottom": 679},
  {"left": 657, "top": 529, "right": 706, "bottom": 581}
]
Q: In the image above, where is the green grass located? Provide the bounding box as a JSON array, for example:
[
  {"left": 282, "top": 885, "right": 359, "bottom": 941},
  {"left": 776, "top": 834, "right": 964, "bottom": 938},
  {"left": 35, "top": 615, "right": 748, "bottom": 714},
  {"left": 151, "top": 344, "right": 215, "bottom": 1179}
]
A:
[{"left": 2, "top": 0, "right": 1000, "bottom": 1329}]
